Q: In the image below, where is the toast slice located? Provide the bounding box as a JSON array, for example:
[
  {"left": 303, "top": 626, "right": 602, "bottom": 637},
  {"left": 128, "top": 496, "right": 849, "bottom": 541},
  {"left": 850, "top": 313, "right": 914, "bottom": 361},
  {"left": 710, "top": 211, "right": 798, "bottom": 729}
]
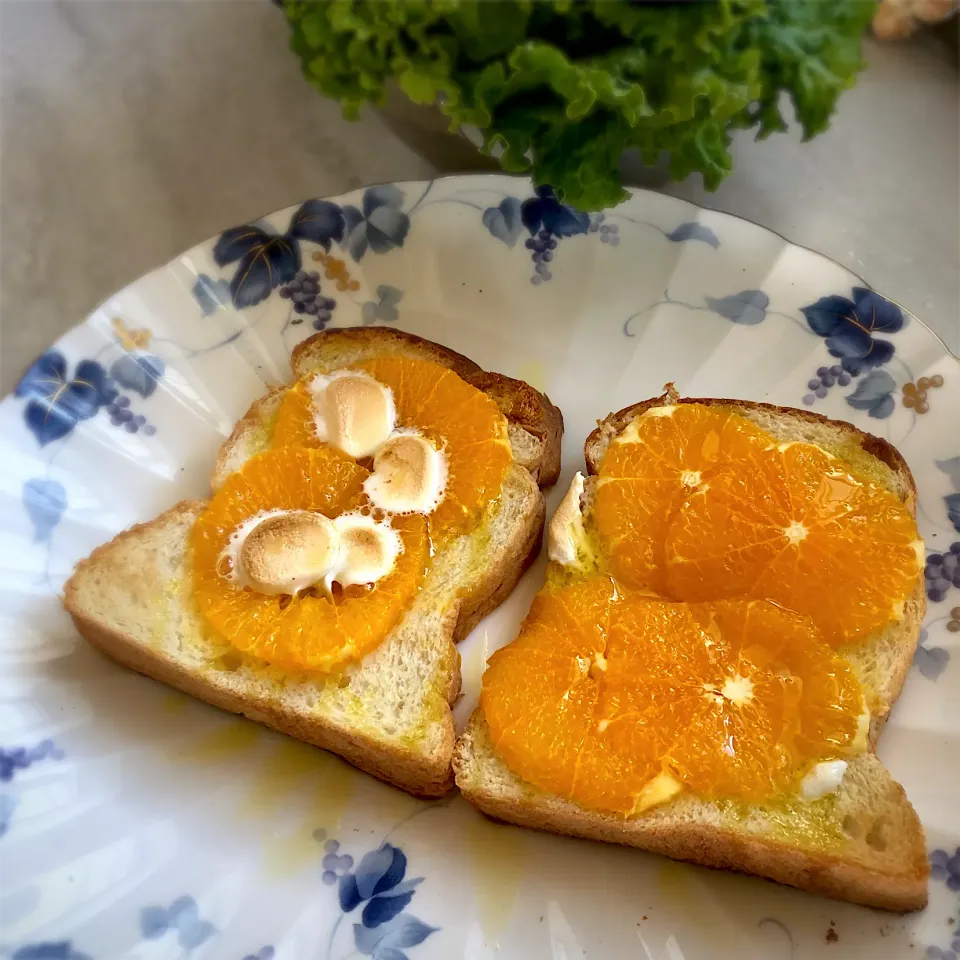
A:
[
  {"left": 454, "top": 393, "right": 928, "bottom": 909},
  {"left": 214, "top": 327, "right": 563, "bottom": 491},
  {"left": 455, "top": 714, "right": 928, "bottom": 911},
  {"left": 585, "top": 395, "right": 925, "bottom": 739},
  {"left": 64, "top": 331, "right": 558, "bottom": 797}
]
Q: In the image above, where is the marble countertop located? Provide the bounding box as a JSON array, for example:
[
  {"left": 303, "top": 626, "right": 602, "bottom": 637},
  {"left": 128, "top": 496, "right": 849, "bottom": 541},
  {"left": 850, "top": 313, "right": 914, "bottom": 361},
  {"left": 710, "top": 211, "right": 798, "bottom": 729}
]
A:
[{"left": 1, "top": 1, "right": 957, "bottom": 392}]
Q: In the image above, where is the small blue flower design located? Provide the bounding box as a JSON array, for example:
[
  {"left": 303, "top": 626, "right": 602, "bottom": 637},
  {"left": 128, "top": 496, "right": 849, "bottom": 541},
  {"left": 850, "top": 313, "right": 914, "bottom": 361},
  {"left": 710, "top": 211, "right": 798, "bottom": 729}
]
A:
[
  {"left": 109, "top": 353, "right": 165, "bottom": 399},
  {"left": 481, "top": 197, "right": 522, "bottom": 247},
  {"left": 515, "top": 186, "right": 589, "bottom": 284},
  {"left": 362, "top": 286, "right": 403, "bottom": 325},
  {"left": 23, "top": 479, "right": 67, "bottom": 543},
  {"left": 342, "top": 185, "right": 410, "bottom": 262},
  {"left": 241, "top": 947, "right": 274, "bottom": 960},
  {"left": 666, "top": 222, "right": 720, "bottom": 248},
  {"left": 140, "top": 895, "right": 215, "bottom": 950},
  {"left": 15, "top": 351, "right": 117, "bottom": 446},
  {"left": 0, "top": 740, "right": 65, "bottom": 782},
  {"left": 0, "top": 741, "right": 63, "bottom": 839},
  {"left": 705, "top": 290, "right": 769, "bottom": 326},
  {"left": 521, "top": 186, "right": 589, "bottom": 239},
  {"left": 844, "top": 369, "right": 897, "bottom": 419},
  {"left": 801, "top": 287, "right": 905, "bottom": 375},
  {"left": 11, "top": 943, "right": 91, "bottom": 960},
  {"left": 324, "top": 839, "right": 436, "bottom": 960},
  {"left": 353, "top": 914, "right": 437, "bottom": 960},
  {"left": 914, "top": 628, "right": 950, "bottom": 680},
  {"left": 213, "top": 199, "right": 345, "bottom": 309},
  {"left": 193, "top": 273, "right": 232, "bottom": 316}
]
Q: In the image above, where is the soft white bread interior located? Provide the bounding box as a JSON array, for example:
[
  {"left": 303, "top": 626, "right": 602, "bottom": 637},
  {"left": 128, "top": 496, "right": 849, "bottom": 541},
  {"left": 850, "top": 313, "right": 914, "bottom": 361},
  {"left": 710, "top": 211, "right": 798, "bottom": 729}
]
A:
[
  {"left": 454, "top": 713, "right": 929, "bottom": 912},
  {"left": 65, "top": 462, "right": 545, "bottom": 797}
]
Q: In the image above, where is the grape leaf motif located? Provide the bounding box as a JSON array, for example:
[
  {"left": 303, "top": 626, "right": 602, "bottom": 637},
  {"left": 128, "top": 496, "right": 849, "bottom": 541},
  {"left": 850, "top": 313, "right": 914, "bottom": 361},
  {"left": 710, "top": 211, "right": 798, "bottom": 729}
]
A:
[
  {"left": 341, "top": 185, "right": 410, "bottom": 262},
  {"left": 15, "top": 351, "right": 117, "bottom": 446},
  {"left": 482, "top": 197, "right": 523, "bottom": 247},
  {"left": 801, "top": 287, "right": 904, "bottom": 375},
  {"left": 211, "top": 199, "right": 347, "bottom": 309},
  {"left": 705, "top": 290, "right": 769, "bottom": 325},
  {"left": 192, "top": 274, "right": 231, "bottom": 316},
  {"left": 667, "top": 222, "right": 720, "bottom": 248},
  {"left": 521, "top": 186, "right": 589, "bottom": 237},
  {"left": 914, "top": 629, "right": 950, "bottom": 681},
  {"left": 110, "top": 353, "right": 165, "bottom": 398},
  {"left": 331, "top": 841, "right": 436, "bottom": 960},
  {"left": 845, "top": 369, "right": 896, "bottom": 419},
  {"left": 362, "top": 286, "right": 403, "bottom": 325}
]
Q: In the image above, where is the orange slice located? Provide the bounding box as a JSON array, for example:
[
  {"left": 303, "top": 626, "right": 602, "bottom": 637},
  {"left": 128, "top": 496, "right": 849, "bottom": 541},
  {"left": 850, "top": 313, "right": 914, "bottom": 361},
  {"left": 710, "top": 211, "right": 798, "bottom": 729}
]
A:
[
  {"left": 191, "top": 446, "right": 429, "bottom": 672},
  {"left": 593, "top": 404, "right": 773, "bottom": 593},
  {"left": 272, "top": 356, "right": 512, "bottom": 540},
  {"left": 481, "top": 577, "right": 864, "bottom": 815},
  {"left": 666, "top": 441, "right": 922, "bottom": 647},
  {"left": 593, "top": 403, "right": 921, "bottom": 646}
]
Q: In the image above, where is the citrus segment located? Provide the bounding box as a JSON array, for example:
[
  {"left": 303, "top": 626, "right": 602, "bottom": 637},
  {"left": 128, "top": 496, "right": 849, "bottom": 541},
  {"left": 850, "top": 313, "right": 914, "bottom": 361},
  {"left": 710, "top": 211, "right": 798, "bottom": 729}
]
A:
[
  {"left": 481, "top": 577, "right": 618, "bottom": 801},
  {"left": 594, "top": 404, "right": 774, "bottom": 592},
  {"left": 191, "top": 446, "right": 429, "bottom": 673},
  {"left": 271, "top": 356, "right": 512, "bottom": 541},
  {"left": 481, "top": 578, "right": 864, "bottom": 815},
  {"left": 667, "top": 441, "right": 921, "bottom": 646}
]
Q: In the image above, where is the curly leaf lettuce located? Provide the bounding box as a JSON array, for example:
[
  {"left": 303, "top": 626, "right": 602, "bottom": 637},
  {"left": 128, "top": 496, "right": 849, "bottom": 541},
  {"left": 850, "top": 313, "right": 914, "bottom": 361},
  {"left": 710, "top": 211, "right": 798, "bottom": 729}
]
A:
[{"left": 284, "top": 0, "right": 876, "bottom": 211}]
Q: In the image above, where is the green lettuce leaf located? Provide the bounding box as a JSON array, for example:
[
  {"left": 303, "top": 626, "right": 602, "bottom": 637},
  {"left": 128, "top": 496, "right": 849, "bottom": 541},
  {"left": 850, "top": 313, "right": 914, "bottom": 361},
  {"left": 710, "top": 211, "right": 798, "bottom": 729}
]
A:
[{"left": 284, "top": 0, "right": 876, "bottom": 210}]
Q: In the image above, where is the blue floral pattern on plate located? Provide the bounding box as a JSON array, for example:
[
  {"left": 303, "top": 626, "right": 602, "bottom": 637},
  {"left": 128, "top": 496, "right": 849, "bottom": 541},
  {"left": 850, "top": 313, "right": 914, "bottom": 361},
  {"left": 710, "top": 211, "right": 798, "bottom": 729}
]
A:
[
  {"left": 320, "top": 834, "right": 436, "bottom": 960},
  {"left": 1, "top": 175, "right": 957, "bottom": 960},
  {"left": 15, "top": 352, "right": 117, "bottom": 446}
]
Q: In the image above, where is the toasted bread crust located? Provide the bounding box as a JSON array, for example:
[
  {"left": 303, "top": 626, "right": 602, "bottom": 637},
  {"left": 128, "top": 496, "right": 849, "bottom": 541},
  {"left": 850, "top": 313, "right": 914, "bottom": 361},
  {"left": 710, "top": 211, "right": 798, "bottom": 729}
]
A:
[
  {"left": 454, "top": 716, "right": 929, "bottom": 912},
  {"left": 466, "top": 371, "right": 563, "bottom": 486},
  {"left": 585, "top": 394, "right": 917, "bottom": 510},
  {"left": 459, "top": 776, "right": 928, "bottom": 912},
  {"left": 291, "top": 326, "right": 483, "bottom": 382},
  {"left": 215, "top": 327, "right": 563, "bottom": 491}
]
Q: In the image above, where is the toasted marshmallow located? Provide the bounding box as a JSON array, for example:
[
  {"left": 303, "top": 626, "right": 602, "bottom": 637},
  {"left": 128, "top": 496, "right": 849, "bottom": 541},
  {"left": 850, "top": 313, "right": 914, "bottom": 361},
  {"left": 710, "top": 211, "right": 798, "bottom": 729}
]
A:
[
  {"left": 330, "top": 513, "right": 404, "bottom": 588},
  {"left": 363, "top": 433, "right": 447, "bottom": 515},
  {"left": 799, "top": 760, "right": 848, "bottom": 801},
  {"left": 548, "top": 472, "right": 588, "bottom": 567},
  {"left": 310, "top": 371, "right": 396, "bottom": 459},
  {"left": 237, "top": 511, "right": 339, "bottom": 596}
]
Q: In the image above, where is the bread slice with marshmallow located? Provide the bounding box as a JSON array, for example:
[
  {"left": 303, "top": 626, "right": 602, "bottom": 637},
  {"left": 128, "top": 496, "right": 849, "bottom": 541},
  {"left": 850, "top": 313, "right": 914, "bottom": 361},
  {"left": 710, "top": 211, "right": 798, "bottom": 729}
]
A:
[{"left": 64, "top": 329, "right": 561, "bottom": 797}]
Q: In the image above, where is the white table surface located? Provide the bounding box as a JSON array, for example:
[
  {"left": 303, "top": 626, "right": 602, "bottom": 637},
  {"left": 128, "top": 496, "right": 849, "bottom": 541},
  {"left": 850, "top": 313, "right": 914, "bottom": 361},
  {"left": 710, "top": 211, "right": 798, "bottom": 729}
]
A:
[{"left": 1, "top": 1, "right": 957, "bottom": 392}]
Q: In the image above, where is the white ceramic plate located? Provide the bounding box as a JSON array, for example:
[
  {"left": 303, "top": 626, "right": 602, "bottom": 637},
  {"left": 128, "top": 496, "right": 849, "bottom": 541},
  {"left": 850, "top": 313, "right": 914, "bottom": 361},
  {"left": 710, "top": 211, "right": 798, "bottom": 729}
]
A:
[{"left": 2, "top": 175, "right": 958, "bottom": 960}]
